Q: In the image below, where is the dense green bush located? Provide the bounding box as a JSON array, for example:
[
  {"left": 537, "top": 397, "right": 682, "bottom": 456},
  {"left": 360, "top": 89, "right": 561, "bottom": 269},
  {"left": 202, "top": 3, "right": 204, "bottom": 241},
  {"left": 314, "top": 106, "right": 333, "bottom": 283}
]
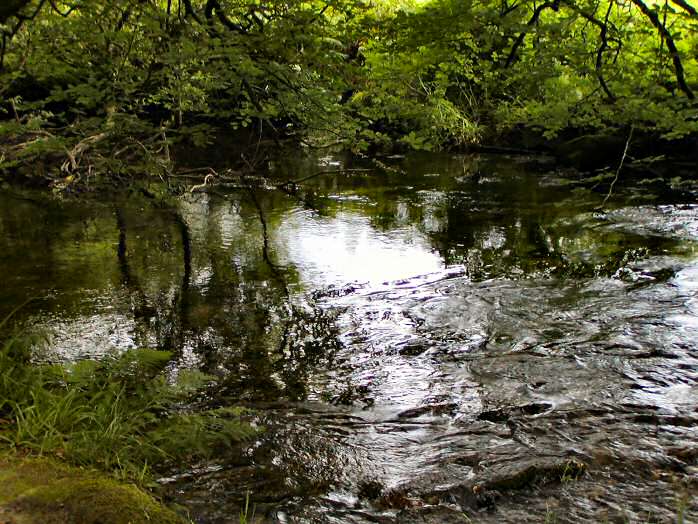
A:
[{"left": 0, "top": 0, "right": 695, "bottom": 174}]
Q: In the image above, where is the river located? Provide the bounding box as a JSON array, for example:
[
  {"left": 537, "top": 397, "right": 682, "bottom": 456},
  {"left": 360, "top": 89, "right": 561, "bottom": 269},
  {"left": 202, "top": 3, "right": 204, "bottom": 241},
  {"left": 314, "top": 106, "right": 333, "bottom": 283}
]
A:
[{"left": 1, "top": 152, "right": 696, "bottom": 522}]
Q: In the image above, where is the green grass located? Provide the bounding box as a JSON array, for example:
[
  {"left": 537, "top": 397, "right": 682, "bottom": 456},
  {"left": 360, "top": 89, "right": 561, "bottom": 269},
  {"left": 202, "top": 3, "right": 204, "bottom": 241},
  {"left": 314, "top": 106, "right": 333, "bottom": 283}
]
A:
[
  {"left": 239, "top": 491, "right": 256, "bottom": 524},
  {"left": 0, "top": 331, "right": 258, "bottom": 483},
  {"left": 544, "top": 509, "right": 558, "bottom": 524}
]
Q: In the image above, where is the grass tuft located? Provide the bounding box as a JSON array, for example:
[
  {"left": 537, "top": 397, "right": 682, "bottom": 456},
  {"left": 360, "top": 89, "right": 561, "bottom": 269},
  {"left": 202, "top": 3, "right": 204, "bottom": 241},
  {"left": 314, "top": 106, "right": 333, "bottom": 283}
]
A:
[{"left": 0, "top": 332, "right": 258, "bottom": 483}]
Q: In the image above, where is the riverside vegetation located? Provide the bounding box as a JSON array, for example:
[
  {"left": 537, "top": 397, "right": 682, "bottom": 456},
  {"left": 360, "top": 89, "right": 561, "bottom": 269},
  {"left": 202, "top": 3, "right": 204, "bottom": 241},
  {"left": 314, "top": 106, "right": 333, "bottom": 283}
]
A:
[
  {"left": 0, "top": 0, "right": 696, "bottom": 188},
  {"left": 0, "top": 318, "right": 258, "bottom": 523}
]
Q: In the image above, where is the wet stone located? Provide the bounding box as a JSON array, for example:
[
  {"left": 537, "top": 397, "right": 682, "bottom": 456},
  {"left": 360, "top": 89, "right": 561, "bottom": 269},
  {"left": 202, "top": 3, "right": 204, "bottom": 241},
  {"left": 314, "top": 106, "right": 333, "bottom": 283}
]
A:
[
  {"left": 478, "top": 458, "right": 587, "bottom": 493},
  {"left": 396, "top": 505, "right": 472, "bottom": 523},
  {"left": 395, "top": 403, "right": 458, "bottom": 420},
  {"left": 395, "top": 339, "right": 432, "bottom": 356}
]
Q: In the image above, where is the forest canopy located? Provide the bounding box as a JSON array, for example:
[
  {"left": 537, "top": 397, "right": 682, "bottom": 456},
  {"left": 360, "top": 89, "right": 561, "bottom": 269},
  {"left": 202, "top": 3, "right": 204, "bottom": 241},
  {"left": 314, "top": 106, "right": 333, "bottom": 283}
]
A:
[{"left": 0, "top": 0, "right": 696, "bottom": 183}]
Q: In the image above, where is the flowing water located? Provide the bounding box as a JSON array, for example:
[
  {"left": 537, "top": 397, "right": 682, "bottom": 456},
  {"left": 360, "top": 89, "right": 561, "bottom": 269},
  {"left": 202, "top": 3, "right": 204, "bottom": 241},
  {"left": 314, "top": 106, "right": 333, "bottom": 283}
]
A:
[{"left": 1, "top": 153, "right": 697, "bottom": 522}]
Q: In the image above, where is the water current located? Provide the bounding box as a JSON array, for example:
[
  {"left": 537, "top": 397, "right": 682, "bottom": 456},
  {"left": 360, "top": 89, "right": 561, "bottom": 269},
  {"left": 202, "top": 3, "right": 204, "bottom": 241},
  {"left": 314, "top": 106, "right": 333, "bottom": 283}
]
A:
[{"left": 1, "top": 152, "right": 697, "bottom": 522}]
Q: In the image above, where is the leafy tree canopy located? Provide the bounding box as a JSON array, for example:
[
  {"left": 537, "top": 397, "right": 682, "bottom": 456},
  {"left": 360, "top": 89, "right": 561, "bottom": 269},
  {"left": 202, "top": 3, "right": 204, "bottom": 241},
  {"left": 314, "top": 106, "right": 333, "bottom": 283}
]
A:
[{"left": 0, "top": 0, "right": 696, "bottom": 184}]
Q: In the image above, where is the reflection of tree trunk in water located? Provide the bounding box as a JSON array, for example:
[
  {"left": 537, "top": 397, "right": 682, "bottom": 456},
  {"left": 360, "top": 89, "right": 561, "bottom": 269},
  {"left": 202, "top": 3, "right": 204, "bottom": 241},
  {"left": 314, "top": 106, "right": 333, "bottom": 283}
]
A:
[
  {"left": 246, "top": 187, "right": 289, "bottom": 295},
  {"left": 245, "top": 187, "right": 295, "bottom": 358},
  {"left": 171, "top": 209, "right": 192, "bottom": 297},
  {"left": 115, "top": 207, "right": 132, "bottom": 287},
  {"left": 114, "top": 207, "right": 152, "bottom": 344},
  {"left": 115, "top": 203, "right": 193, "bottom": 352},
  {"left": 164, "top": 209, "right": 192, "bottom": 352}
]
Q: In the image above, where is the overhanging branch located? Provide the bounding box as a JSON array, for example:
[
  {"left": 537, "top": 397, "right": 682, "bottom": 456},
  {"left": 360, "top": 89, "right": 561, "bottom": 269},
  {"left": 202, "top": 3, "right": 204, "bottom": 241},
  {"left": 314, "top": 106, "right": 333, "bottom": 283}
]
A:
[
  {"left": 631, "top": 0, "right": 694, "bottom": 99},
  {"left": 669, "top": 0, "right": 697, "bottom": 17},
  {"left": 505, "top": 0, "right": 561, "bottom": 68},
  {"left": 205, "top": 0, "right": 246, "bottom": 33}
]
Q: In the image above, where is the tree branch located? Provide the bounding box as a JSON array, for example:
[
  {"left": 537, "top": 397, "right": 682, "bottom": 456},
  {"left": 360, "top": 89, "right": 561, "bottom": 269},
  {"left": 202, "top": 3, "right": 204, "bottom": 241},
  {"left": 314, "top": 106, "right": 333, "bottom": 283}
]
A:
[
  {"left": 555, "top": 1, "right": 620, "bottom": 100},
  {"left": 181, "top": 0, "right": 202, "bottom": 24},
  {"left": 631, "top": 0, "right": 694, "bottom": 99},
  {"left": 669, "top": 0, "right": 697, "bottom": 17},
  {"left": 505, "top": 0, "right": 560, "bottom": 68},
  {"left": 48, "top": 0, "right": 79, "bottom": 17},
  {"left": 599, "top": 125, "right": 634, "bottom": 209},
  {"left": 205, "top": 0, "right": 246, "bottom": 33},
  {"left": 0, "top": 0, "right": 46, "bottom": 69},
  {"left": 595, "top": 2, "right": 616, "bottom": 101}
]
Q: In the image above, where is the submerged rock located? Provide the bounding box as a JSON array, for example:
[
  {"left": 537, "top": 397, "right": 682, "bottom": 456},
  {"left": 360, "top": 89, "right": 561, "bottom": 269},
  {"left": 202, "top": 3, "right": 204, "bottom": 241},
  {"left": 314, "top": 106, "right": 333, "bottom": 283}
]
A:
[
  {"left": 0, "top": 455, "right": 184, "bottom": 524},
  {"left": 478, "top": 457, "right": 587, "bottom": 493},
  {"left": 397, "top": 505, "right": 472, "bottom": 523}
]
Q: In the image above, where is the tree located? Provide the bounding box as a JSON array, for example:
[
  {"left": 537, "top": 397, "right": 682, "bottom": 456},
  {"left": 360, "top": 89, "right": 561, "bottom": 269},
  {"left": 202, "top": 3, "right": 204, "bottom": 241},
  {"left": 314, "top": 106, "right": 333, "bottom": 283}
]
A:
[
  {"left": 1, "top": 0, "right": 696, "bottom": 185},
  {"left": 346, "top": 0, "right": 697, "bottom": 149},
  {"left": 0, "top": 1, "right": 367, "bottom": 184}
]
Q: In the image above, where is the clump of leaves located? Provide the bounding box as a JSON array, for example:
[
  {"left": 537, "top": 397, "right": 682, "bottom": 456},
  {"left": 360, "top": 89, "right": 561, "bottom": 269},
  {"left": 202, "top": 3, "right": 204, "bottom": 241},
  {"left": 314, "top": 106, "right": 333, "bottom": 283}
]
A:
[{"left": 0, "top": 333, "right": 257, "bottom": 483}]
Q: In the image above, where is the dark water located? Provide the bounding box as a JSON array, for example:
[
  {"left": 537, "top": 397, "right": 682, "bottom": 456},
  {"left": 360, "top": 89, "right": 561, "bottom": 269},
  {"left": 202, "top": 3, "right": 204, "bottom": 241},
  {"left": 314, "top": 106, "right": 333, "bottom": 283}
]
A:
[{"left": 1, "top": 153, "right": 697, "bottom": 522}]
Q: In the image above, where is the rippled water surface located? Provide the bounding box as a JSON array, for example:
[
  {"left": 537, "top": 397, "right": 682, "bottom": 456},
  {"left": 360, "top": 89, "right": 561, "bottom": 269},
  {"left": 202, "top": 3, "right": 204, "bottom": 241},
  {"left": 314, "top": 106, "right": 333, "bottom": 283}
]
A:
[{"left": 1, "top": 153, "right": 697, "bottom": 522}]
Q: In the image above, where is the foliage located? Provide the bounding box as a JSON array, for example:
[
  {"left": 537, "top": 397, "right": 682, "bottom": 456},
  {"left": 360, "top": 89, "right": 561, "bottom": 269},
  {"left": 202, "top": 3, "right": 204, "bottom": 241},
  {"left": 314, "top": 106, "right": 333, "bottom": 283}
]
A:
[
  {"left": 357, "top": 0, "right": 698, "bottom": 148},
  {"left": 0, "top": 0, "right": 696, "bottom": 170},
  {"left": 0, "top": 332, "right": 257, "bottom": 482},
  {"left": 0, "top": 0, "right": 367, "bottom": 184}
]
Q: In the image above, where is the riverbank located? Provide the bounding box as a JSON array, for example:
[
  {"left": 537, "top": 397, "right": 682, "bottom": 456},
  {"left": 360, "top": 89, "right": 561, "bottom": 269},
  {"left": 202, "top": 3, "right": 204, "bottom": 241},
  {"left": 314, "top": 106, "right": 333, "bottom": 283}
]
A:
[
  {"left": 0, "top": 454, "right": 185, "bottom": 524},
  {"left": 0, "top": 331, "right": 256, "bottom": 524}
]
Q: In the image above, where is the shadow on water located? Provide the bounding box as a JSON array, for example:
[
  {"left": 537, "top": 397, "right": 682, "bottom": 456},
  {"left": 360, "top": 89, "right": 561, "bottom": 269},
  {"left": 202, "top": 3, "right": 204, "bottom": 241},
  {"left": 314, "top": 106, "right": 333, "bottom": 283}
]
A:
[{"left": 1, "top": 152, "right": 697, "bottom": 522}]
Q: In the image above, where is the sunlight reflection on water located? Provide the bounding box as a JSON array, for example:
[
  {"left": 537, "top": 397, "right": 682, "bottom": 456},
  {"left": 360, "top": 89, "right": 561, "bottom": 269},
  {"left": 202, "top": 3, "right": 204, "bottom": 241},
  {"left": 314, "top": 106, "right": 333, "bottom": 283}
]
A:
[{"left": 275, "top": 209, "right": 444, "bottom": 286}]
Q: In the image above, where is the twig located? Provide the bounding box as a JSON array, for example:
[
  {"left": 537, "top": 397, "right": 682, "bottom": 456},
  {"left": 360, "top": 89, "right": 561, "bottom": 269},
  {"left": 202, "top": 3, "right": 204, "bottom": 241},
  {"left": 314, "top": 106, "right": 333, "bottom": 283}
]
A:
[
  {"left": 170, "top": 167, "right": 243, "bottom": 180},
  {"left": 10, "top": 98, "right": 20, "bottom": 124},
  {"left": 240, "top": 153, "right": 260, "bottom": 172},
  {"left": 61, "top": 132, "right": 108, "bottom": 172},
  {"left": 160, "top": 128, "right": 171, "bottom": 165},
  {"left": 276, "top": 168, "right": 373, "bottom": 189},
  {"left": 189, "top": 172, "right": 216, "bottom": 192},
  {"left": 173, "top": 166, "right": 218, "bottom": 176},
  {"left": 599, "top": 126, "right": 634, "bottom": 209}
]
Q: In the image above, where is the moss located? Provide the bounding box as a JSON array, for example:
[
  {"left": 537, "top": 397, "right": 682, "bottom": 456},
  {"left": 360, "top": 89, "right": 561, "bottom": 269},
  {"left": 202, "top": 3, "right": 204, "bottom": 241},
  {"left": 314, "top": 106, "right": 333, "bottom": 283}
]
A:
[{"left": 0, "top": 455, "right": 186, "bottom": 524}]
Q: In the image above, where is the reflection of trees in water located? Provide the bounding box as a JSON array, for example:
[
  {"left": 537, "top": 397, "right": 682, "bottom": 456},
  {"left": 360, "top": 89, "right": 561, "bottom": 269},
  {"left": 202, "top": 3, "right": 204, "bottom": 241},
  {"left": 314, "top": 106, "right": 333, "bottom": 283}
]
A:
[
  {"left": 113, "top": 197, "right": 190, "bottom": 351},
  {"left": 114, "top": 189, "right": 341, "bottom": 402},
  {"left": 4, "top": 164, "right": 679, "bottom": 394},
  {"left": 187, "top": 191, "right": 340, "bottom": 401},
  {"left": 379, "top": 175, "right": 674, "bottom": 279},
  {"left": 0, "top": 193, "right": 124, "bottom": 323}
]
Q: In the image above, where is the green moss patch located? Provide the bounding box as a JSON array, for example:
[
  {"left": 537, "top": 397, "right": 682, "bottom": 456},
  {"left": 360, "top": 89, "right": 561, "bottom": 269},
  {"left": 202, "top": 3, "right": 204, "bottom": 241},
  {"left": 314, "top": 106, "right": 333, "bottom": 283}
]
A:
[{"left": 0, "top": 456, "right": 185, "bottom": 524}]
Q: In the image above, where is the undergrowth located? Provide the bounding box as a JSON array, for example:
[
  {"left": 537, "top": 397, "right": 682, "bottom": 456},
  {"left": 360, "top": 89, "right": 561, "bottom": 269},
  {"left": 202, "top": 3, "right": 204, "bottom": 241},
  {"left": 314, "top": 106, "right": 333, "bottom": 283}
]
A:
[{"left": 0, "top": 329, "right": 257, "bottom": 484}]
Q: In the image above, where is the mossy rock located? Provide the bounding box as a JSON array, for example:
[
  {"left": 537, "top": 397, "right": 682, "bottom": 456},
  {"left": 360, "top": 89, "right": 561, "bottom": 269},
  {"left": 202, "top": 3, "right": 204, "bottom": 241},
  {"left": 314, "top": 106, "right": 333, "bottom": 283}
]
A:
[{"left": 0, "top": 456, "right": 186, "bottom": 524}]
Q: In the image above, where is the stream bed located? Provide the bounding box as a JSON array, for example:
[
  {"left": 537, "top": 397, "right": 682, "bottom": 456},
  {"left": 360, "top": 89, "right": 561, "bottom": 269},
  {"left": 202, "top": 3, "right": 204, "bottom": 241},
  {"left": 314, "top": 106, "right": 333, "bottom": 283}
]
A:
[{"left": 1, "top": 152, "right": 697, "bottom": 522}]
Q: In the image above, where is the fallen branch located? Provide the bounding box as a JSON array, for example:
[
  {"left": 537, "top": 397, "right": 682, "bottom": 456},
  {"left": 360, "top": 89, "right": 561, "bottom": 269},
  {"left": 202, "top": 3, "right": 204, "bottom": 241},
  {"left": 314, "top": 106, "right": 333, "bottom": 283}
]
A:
[
  {"left": 189, "top": 172, "right": 217, "bottom": 192},
  {"left": 61, "top": 132, "right": 108, "bottom": 173}
]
